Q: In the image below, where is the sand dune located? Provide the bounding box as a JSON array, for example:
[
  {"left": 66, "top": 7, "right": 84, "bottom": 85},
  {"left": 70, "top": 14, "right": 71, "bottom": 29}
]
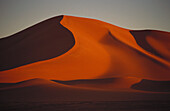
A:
[
  {"left": 52, "top": 78, "right": 170, "bottom": 92},
  {"left": 0, "top": 14, "right": 170, "bottom": 100},
  {"left": 0, "top": 78, "right": 63, "bottom": 90},
  {"left": 0, "top": 15, "right": 170, "bottom": 83},
  {"left": 1, "top": 78, "right": 170, "bottom": 102},
  {"left": 0, "top": 15, "right": 75, "bottom": 71},
  {"left": 52, "top": 77, "right": 141, "bottom": 90},
  {"left": 1, "top": 77, "right": 169, "bottom": 93}
]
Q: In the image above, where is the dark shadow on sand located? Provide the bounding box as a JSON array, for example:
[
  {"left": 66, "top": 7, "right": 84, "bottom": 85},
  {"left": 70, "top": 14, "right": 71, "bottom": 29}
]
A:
[
  {"left": 0, "top": 15, "right": 75, "bottom": 71},
  {"left": 131, "top": 79, "right": 170, "bottom": 92}
]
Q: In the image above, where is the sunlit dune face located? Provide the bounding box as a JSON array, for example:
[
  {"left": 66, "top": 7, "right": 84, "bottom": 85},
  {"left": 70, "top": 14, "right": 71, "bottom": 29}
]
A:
[
  {"left": 61, "top": 16, "right": 170, "bottom": 80},
  {"left": 0, "top": 15, "right": 170, "bottom": 83}
]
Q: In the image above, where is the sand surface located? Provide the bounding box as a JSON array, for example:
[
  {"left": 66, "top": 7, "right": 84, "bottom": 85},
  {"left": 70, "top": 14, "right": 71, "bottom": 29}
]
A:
[{"left": 0, "top": 16, "right": 170, "bottom": 109}]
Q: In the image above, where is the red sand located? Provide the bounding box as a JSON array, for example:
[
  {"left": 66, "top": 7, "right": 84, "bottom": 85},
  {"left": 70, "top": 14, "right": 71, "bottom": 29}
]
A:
[{"left": 0, "top": 15, "right": 170, "bottom": 82}]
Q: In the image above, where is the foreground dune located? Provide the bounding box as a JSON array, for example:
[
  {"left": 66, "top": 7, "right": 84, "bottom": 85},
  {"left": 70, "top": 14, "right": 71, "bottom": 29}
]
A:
[
  {"left": 1, "top": 78, "right": 170, "bottom": 102},
  {"left": 52, "top": 77, "right": 141, "bottom": 90}
]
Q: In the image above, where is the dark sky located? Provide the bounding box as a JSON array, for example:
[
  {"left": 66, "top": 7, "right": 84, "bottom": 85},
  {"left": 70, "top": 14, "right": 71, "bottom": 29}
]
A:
[{"left": 0, "top": 0, "right": 170, "bottom": 38}]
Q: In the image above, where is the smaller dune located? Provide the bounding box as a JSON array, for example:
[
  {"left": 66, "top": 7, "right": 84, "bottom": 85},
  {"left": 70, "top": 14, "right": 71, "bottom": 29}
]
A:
[
  {"left": 131, "top": 79, "right": 170, "bottom": 92},
  {"left": 1, "top": 78, "right": 170, "bottom": 102},
  {"left": 52, "top": 77, "right": 141, "bottom": 90},
  {"left": 0, "top": 78, "right": 65, "bottom": 90}
]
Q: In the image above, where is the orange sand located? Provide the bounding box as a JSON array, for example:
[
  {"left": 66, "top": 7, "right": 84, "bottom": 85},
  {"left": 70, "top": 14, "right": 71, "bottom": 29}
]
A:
[{"left": 0, "top": 15, "right": 170, "bottom": 83}]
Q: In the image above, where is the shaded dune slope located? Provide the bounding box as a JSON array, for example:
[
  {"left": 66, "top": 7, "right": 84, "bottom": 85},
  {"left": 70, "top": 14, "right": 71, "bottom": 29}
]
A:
[
  {"left": 130, "top": 30, "right": 170, "bottom": 61},
  {"left": 131, "top": 79, "right": 170, "bottom": 92},
  {"left": 0, "top": 15, "right": 170, "bottom": 83},
  {"left": 0, "top": 15, "right": 75, "bottom": 71}
]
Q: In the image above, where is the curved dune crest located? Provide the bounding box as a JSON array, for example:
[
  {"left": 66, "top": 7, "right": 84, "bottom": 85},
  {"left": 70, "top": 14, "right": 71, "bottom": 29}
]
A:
[
  {"left": 130, "top": 30, "right": 170, "bottom": 61},
  {"left": 0, "top": 15, "right": 170, "bottom": 83},
  {"left": 0, "top": 15, "right": 75, "bottom": 71}
]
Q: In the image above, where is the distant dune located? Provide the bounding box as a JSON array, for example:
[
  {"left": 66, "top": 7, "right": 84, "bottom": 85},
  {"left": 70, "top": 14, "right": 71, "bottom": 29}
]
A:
[{"left": 0, "top": 15, "right": 170, "bottom": 101}]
